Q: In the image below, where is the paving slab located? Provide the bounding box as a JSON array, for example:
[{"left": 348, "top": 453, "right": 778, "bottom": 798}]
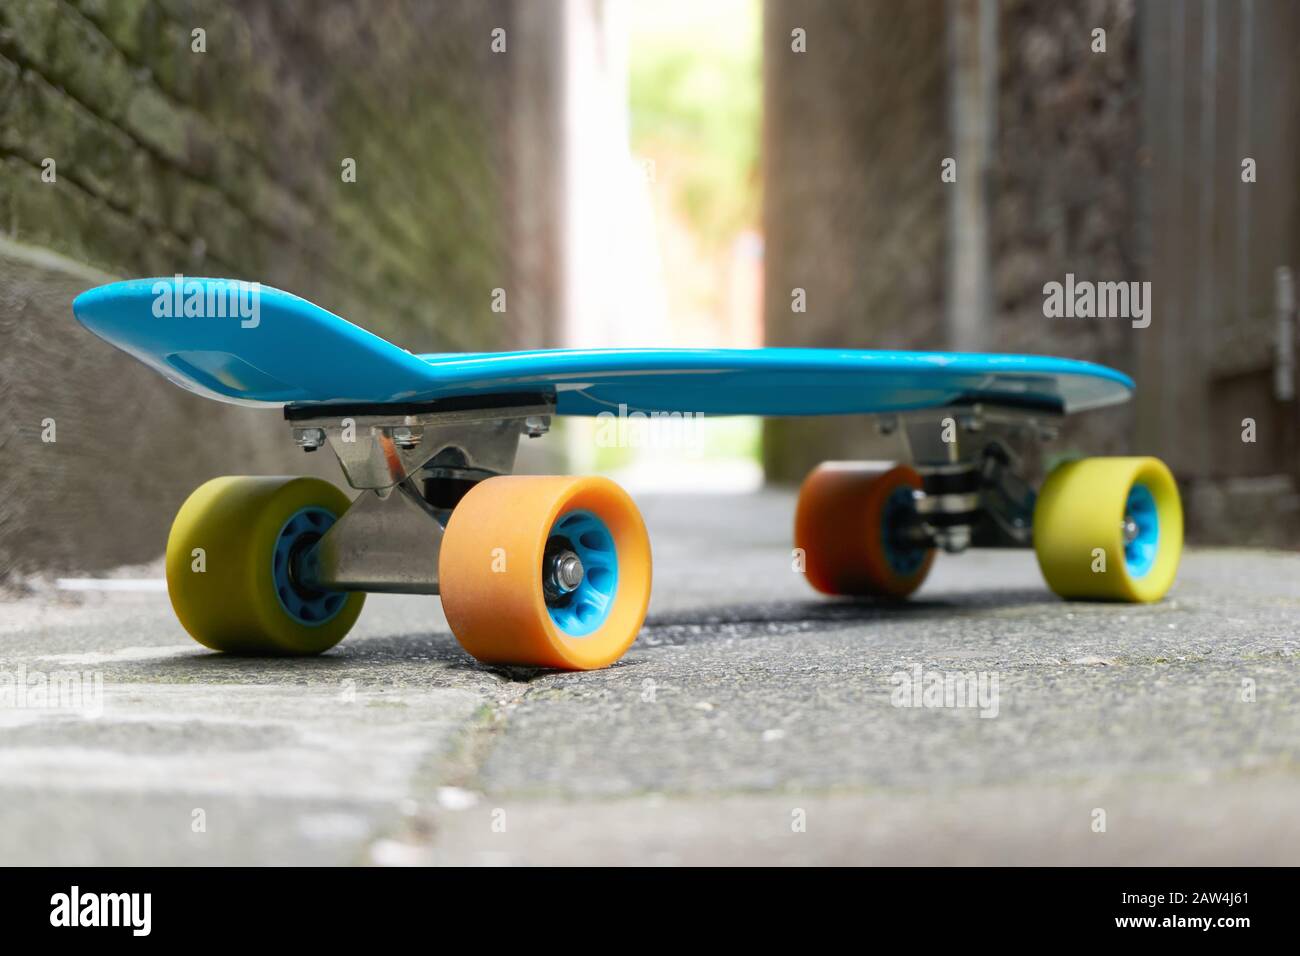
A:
[{"left": 1, "top": 491, "right": 1297, "bottom": 865}]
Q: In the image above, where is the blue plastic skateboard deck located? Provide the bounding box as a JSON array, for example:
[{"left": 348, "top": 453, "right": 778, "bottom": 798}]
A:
[
  {"left": 68, "top": 277, "right": 1183, "bottom": 673},
  {"left": 73, "top": 278, "right": 1133, "bottom": 416}
]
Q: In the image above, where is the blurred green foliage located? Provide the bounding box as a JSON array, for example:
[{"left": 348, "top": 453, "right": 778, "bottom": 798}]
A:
[{"left": 628, "top": 0, "right": 761, "bottom": 248}]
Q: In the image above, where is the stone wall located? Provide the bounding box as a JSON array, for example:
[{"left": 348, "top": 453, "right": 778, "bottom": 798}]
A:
[
  {"left": 990, "top": 0, "right": 1141, "bottom": 458},
  {"left": 761, "top": 0, "right": 948, "bottom": 481},
  {"left": 0, "top": 0, "right": 563, "bottom": 577},
  {"left": 762, "top": 0, "right": 1143, "bottom": 483},
  {"left": 761, "top": 0, "right": 1300, "bottom": 546}
]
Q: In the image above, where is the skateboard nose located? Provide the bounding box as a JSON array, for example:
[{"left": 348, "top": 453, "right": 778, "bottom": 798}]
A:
[
  {"left": 72, "top": 280, "right": 150, "bottom": 338},
  {"left": 72, "top": 285, "right": 113, "bottom": 330}
]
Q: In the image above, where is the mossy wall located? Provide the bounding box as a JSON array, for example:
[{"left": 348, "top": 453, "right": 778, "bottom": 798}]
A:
[{"left": 0, "top": 0, "right": 563, "bottom": 576}]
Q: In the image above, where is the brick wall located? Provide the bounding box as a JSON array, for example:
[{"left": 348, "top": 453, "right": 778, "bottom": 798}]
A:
[{"left": 0, "top": 0, "right": 563, "bottom": 577}]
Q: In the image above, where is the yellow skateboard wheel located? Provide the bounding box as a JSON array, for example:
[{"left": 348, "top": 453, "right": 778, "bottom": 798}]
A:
[
  {"left": 795, "top": 462, "right": 935, "bottom": 598},
  {"left": 439, "top": 475, "right": 652, "bottom": 670},
  {"left": 165, "top": 476, "right": 365, "bottom": 654},
  {"left": 1033, "top": 456, "right": 1182, "bottom": 602}
]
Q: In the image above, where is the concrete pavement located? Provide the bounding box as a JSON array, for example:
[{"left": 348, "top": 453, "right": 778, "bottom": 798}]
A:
[{"left": 1, "top": 491, "right": 1298, "bottom": 865}]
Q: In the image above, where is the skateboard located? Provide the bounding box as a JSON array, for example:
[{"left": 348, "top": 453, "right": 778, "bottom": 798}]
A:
[{"left": 73, "top": 277, "right": 1183, "bottom": 669}]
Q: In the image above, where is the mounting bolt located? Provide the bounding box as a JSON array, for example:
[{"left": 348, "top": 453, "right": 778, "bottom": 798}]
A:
[
  {"left": 939, "top": 525, "right": 972, "bottom": 554},
  {"left": 390, "top": 426, "right": 422, "bottom": 450},
  {"left": 525, "top": 415, "right": 550, "bottom": 438},
  {"left": 544, "top": 548, "right": 584, "bottom": 599},
  {"left": 295, "top": 427, "right": 326, "bottom": 452},
  {"left": 1122, "top": 515, "right": 1139, "bottom": 544},
  {"left": 877, "top": 416, "right": 898, "bottom": 437}
]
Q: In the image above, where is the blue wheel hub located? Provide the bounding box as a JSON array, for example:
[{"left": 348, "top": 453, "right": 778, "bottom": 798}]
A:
[
  {"left": 544, "top": 510, "right": 618, "bottom": 637},
  {"left": 1122, "top": 484, "right": 1160, "bottom": 578},
  {"left": 273, "top": 507, "right": 347, "bottom": 625},
  {"left": 881, "top": 485, "right": 927, "bottom": 576}
]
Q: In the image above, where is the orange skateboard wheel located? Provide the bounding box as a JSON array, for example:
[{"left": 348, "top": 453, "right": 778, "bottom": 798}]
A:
[
  {"left": 795, "top": 462, "right": 935, "bottom": 598},
  {"left": 439, "top": 475, "right": 652, "bottom": 670}
]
